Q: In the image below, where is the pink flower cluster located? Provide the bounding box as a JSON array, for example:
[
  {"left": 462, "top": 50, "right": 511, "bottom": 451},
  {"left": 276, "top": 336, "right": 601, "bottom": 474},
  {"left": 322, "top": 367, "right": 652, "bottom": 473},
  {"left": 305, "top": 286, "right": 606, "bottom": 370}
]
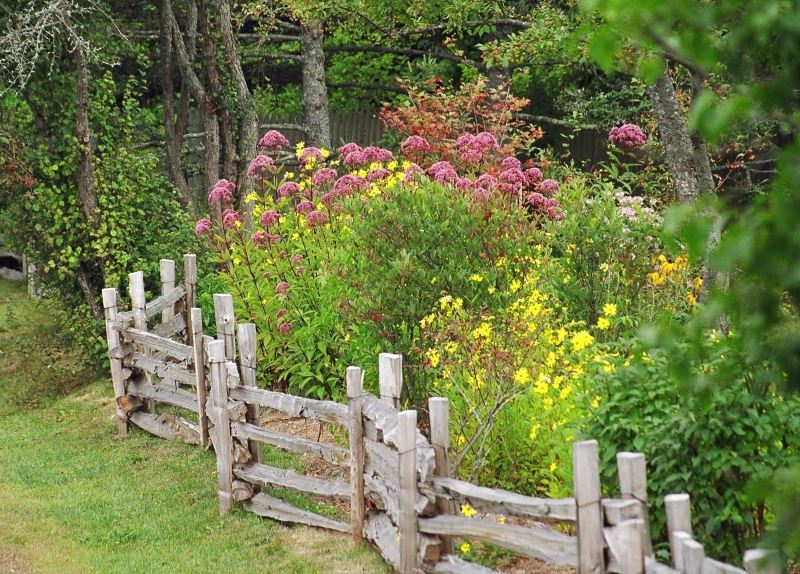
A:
[
  {"left": 299, "top": 147, "right": 324, "bottom": 168},
  {"left": 222, "top": 208, "right": 242, "bottom": 229},
  {"left": 209, "top": 179, "right": 235, "bottom": 203},
  {"left": 312, "top": 168, "right": 337, "bottom": 187},
  {"left": 525, "top": 192, "right": 563, "bottom": 220},
  {"left": 247, "top": 155, "right": 276, "bottom": 181},
  {"left": 400, "top": 136, "right": 431, "bottom": 155},
  {"left": 455, "top": 132, "right": 500, "bottom": 164},
  {"left": 259, "top": 130, "right": 290, "bottom": 151},
  {"left": 195, "top": 218, "right": 212, "bottom": 237},
  {"left": 252, "top": 230, "right": 282, "bottom": 246},
  {"left": 306, "top": 210, "right": 328, "bottom": 228},
  {"left": 608, "top": 124, "right": 646, "bottom": 150},
  {"left": 428, "top": 161, "right": 458, "bottom": 183},
  {"left": 277, "top": 181, "right": 300, "bottom": 197},
  {"left": 261, "top": 210, "right": 280, "bottom": 228}
]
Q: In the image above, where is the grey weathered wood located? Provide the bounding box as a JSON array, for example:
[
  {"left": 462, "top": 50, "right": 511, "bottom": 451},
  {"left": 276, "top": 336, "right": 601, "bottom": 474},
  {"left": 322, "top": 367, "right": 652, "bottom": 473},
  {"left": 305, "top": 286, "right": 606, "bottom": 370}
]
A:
[
  {"left": 126, "top": 377, "right": 199, "bottom": 412},
  {"left": 429, "top": 397, "right": 454, "bottom": 555},
  {"left": 681, "top": 538, "right": 704, "bottom": 574},
  {"left": 398, "top": 409, "right": 418, "bottom": 574},
  {"left": 183, "top": 254, "right": 197, "bottom": 316},
  {"left": 213, "top": 293, "right": 236, "bottom": 361},
  {"left": 228, "top": 385, "right": 348, "bottom": 426},
  {"left": 617, "top": 452, "right": 653, "bottom": 556},
  {"left": 573, "top": 440, "right": 604, "bottom": 574},
  {"left": 418, "top": 515, "right": 578, "bottom": 566},
  {"left": 121, "top": 328, "right": 195, "bottom": 362},
  {"left": 102, "top": 288, "right": 129, "bottom": 435},
  {"left": 379, "top": 352, "right": 403, "bottom": 408},
  {"left": 244, "top": 492, "right": 349, "bottom": 533},
  {"left": 364, "top": 510, "right": 400, "bottom": 568},
  {"left": 151, "top": 313, "right": 187, "bottom": 339},
  {"left": 234, "top": 461, "right": 350, "bottom": 499},
  {"left": 231, "top": 421, "right": 349, "bottom": 465},
  {"left": 209, "top": 340, "right": 234, "bottom": 514},
  {"left": 129, "top": 271, "right": 155, "bottom": 414},
  {"left": 236, "top": 323, "right": 261, "bottom": 464},
  {"left": 114, "top": 285, "right": 188, "bottom": 330},
  {"left": 347, "top": 366, "right": 366, "bottom": 541},
  {"left": 128, "top": 411, "right": 201, "bottom": 444},
  {"left": 431, "top": 477, "right": 577, "bottom": 523},
  {"left": 664, "top": 494, "right": 692, "bottom": 569},
  {"left": 232, "top": 479, "right": 255, "bottom": 502},
  {"left": 705, "top": 558, "right": 747, "bottom": 574},
  {"left": 645, "top": 557, "right": 680, "bottom": 574},
  {"left": 191, "top": 308, "right": 210, "bottom": 448},
  {"left": 616, "top": 519, "right": 645, "bottom": 574},
  {"left": 159, "top": 259, "right": 176, "bottom": 323},
  {"left": 603, "top": 499, "right": 642, "bottom": 526},
  {"left": 364, "top": 437, "right": 398, "bottom": 477},
  {"left": 671, "top": 531, "right": 692, "bottom": 573},
  {"left": 124, "top": 353, "right": 193, "bottom": 386},
  {"left": 432, "top": 556, "right": 502, "bottom": 574},
  {"left": 744, "top": 550, "right": 780, "bottom": 574}
]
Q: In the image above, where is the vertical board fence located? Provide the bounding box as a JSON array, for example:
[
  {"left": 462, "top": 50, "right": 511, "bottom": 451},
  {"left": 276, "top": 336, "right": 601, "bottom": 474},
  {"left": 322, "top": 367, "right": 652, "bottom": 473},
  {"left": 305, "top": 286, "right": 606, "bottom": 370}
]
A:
[{"left": 103, "top": 255, "right": 782, "bottom": 574}]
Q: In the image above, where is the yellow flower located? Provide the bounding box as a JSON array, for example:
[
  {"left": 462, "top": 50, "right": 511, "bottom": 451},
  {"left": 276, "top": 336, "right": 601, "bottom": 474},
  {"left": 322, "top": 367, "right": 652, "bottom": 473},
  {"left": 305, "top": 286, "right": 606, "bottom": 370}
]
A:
[
  {"left": 444, "top": 341, "right": 458, "bottom": 354},
  {"left": 686, "top": 292, "right": 697, "bottom": 306},
  {"left": 471, "top": 322, "right": 492, "bottom": 339},
  {"left": 425, "top": 348, "right": 441, "bottom": 368},
  {"left": 597, "top": 317, "right": 611, "bottom": 330},
  {"left": 321, "top": 148, "right": 330, "bottom": 158},
  {"left": 438, "top": 295, "right": 453, "bottom": 309},
  {"left": 419, "top": 313, "right": 436, "bottom": 329},
  {"left": 602, "top": 361, "right": 616, "bottom": 374},
  {"left": 529, "top": 423, "right": 540, "bottom": 440},
  {"left": 460, "top": 504, "right": 477, "bottom": 518},
  {"left": 513, "top": 367, "right": 531, "bottom": 385},
  {"left": 431, "top": 276, "right": 438, "bottom": 284},
  {"left": 469, "top": 273, "right": 483, "bottom": 282},
  {"left": 571, "top": 330, "right": 594, "bottom": 351},
  {"left": 487, "top": 286, "right": 496, "bottom": 294},
  {"left": 549, "top": 461, "right": 558, "bottom": 472},
  {"left": 510, "top": 279, "right": 522, "bottom": 293},
  {"left": 460, "top": 542, "right": 471, "bottom": 554},
  {"left": 694, "top": 277, "right": 703, "bottom": 292},
  {"left": 453, "top": 298, "right": 463, "bottom": 311},
  {"left": 457, "top": 434, "right": 465, "bottom": 446},
  {"left": 591, "top": 395, "right": 602, "bottom": 408},
  {"left": 602, "top": 303, "right": 617, "bottom": 317}
]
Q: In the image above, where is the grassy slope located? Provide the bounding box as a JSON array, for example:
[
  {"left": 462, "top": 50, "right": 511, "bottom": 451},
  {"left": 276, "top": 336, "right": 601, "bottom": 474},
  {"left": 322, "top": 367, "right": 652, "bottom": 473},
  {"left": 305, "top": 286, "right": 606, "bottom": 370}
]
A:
[{"left": 0, "top": 279, "right": 388, "bottom": 573}]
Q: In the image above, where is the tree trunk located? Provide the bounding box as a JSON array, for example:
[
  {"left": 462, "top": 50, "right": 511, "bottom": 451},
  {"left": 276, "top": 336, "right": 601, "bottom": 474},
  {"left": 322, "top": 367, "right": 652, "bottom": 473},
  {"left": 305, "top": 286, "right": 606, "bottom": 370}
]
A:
[
  {"left": 301, "top": 24, "right": 331, "bottom": 149},
  {"left": 216, "top": 0, "right": 259, "bottom": 213},
  {"left": 157, "top": 0, "right": 194, "bottom": 213}
]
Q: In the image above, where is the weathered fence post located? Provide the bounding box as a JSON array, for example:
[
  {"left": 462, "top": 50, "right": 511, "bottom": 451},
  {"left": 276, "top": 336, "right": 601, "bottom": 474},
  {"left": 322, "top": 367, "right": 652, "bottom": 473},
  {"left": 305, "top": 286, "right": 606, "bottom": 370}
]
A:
[
  {"left": 573, "top": 440, "right": 605, "bottom": 574},
  {"left": 617, "top": 452, "right": 653, "bottom": 556},
  {"left": 398, "top": 409, "right": 418, "bottom": 574},
  {"left": 616, "top": 518, "right": 645, "bottom": 574},
  {"left": 183, "top": 254, "right": 197, "bottom": 316},
  {"left": 379, "top": 352, "right": 403, "bottom": 409},
  {"left": 214, "top": 293, "right": 236, "bottom": 361},
  {"left": 744, "top": 550, "right": 781, "bottom": 574},
  {"left": 429, "top": 396, "right": 454, "bottom": 556},
  {"left": 159, "top": 259, "right": 176, "bottom": 324},
  {"left": 237, "top": 323, "right": 261, "bottom": 463},
  {"left": 681, "top": 538, "right": 705, "bottom": 574},
  {"left": 191, "top": 307, "right": 210, "bottom": 448},
  {"left": 102, "top": 287, "right": 128, "bottom": 435},
  {"left": 347, "top": 366, "right": 366, "bottom": 541},
  {"left": 209, "top": 339, "right": 233, "bottom": 514},
  {"left": 129, "top": 271, "right": 155, "bottom": 414},
  {"left": 665, "top": 493, "right": 692, "bottom": 569}
]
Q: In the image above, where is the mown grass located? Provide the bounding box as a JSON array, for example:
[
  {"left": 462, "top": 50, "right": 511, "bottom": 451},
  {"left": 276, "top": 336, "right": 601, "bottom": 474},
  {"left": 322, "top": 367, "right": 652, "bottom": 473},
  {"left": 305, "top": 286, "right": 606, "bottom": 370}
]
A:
[{"left": 0, "top": 279, "right": 388, "bottom": 573}]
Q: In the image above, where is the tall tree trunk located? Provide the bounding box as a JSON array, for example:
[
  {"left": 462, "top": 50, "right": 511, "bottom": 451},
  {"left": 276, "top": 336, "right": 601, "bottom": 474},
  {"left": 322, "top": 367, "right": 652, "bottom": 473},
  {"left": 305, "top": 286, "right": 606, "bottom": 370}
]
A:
[
  {"left": 157, "top": 0, "right": 194, "bottom": 213},
  {"left": 301, "top": 24, "right": 331, "bottom": 149},
  {"left": 216, "top": 0, "right": 259, "bottom": 213}
]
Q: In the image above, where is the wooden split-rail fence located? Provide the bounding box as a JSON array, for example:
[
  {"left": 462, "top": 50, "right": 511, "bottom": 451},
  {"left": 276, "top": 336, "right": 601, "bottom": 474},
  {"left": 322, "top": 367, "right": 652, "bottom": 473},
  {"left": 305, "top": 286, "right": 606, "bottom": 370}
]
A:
[{"left": 102, "top": 255, "right": 782, "bottom": 574}]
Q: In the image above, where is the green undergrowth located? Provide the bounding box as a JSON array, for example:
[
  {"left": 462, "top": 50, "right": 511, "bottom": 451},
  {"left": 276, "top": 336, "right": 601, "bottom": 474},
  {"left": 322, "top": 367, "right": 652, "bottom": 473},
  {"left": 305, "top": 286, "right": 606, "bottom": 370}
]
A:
[{"left": 0, "top": 280, "right": 388, "bottom": 573}]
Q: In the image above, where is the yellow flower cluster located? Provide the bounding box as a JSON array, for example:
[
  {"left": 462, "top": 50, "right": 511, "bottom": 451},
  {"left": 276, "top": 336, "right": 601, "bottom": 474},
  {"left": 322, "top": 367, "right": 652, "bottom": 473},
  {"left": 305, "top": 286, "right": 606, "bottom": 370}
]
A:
[{"left": 647, "top": 254, "right": 689, "bottom": 287}]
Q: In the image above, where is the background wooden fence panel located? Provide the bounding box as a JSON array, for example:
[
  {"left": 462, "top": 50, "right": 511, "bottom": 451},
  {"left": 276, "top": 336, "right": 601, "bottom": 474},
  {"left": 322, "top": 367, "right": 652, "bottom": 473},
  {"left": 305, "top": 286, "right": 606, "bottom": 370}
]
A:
[{"left": 103, "top": 255, "right": 783, "bottom": 574}]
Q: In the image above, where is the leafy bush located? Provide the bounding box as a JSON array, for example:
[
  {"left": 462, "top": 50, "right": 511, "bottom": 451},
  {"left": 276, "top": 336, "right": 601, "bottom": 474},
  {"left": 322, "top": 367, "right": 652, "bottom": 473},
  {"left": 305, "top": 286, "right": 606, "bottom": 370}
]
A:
[{"left": 586, "top": 335, "right": 800, "bottom": 562}]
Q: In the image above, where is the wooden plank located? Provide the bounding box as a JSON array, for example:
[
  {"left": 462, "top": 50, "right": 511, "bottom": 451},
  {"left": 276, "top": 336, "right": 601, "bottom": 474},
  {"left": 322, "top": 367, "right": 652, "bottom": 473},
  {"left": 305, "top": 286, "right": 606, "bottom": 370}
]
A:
[
  {"left": 231, "top": 421, "right": 349, "bottom": 465},
  {"left": 705, "top": 558, "right": 747, "bottom": 574},
  {"left": 123, "top": 352, "right": 195, "bottom": 385},
  {"left": 616, "top": 519, "right": 645, "bottom": 574},
  {"left": 433, "top": 556, "right": 502, "bottom": 574},
  {"left": 573, "top": 440, "right": 604, "bottom": 574},
  {"left": 228, "top": 385, "right": 347, "bottom": 426},
  {"left": 214, "top": 293, "right": 236, "bottom": 360},
  {"left": 379, "top": 352, "right": 403, "bottom": 409},
  {"left": 364, "top": 510, "right": 441, "bottom": 569},
  {"left": 191, "top": 308, "right": 209, "bottom": 448},
  {"left": 102, "top": 288, "right": 129, "bottom": 435},
  {"left": 183, "top": 254, "right": 197, "bottom": 316},
  {"left": 664, "top": 494, "right": 691, "bottom": 569},
  {"left": 398, "top": 409, "right": 418, "bottom": 574},
  {"left": 126, "top": 377, "right": 199, "bottom": 412},
  {"left": 122, "top": 328, "right": 194, "bottom": 362},
  {"left": 129, "top": 271, "right": 155, "bottom": 414},
  {"left": 152, "top": 313, "right": 187, "bottom": 339},
  {"left": 617, "top": 452, "right": 652, "bottom": 556},
  {"left": 237, "top": 323, "right": 261, "bottom": 464},
  {"left": 645, "top": 557, "right": 680, "bottom": 574},
  {"left": 129, "top": 411, "right": 201, "bottom": 444},
  {"left": 431, "top": 477, "right": 577, "bottom": 523},
  {"left": 234, "top": 461, "right": 350, "bottom": 499},
  {"left": 160, "top": 259, "right": 176, "bottom": 323},
  {"left": 603, "top": 499, "right": 642, "bottom": 526},
  {"left": 743, "top": 550, "right": 780, "bottom": 574},
  {"left": 210, "top": 340, "right": 234, "bottom": 514},
  {"left": 681, "top": 538, "right": 704, "bottom": 574},
  {"left": 348, "top": 366, "right": 366, "bottom": 540},
  {"left": 145, "top": 284, "right": 187, "bottom": 321},
  {"left": 364, "top": 437, "right": 398, "bottom": 477},
  {"left": 244, "top": 492, "right": 349, "bottom": 533},
  {"left": 429, "top": 397, "right": 454, "bottom": 555},
  {"left": 418, "top": 515, "right": 578, "bottom": 566},
  {"left": 671, "top": 531, "right": 692, "bottom": 572}
]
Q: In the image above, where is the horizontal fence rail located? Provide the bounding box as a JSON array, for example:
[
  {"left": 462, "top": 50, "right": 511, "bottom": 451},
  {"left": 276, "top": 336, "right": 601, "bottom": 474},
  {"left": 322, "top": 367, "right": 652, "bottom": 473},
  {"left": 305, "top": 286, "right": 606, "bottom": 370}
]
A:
[{"left": 103, "top": 254, "right": 783, "bottom": 574}]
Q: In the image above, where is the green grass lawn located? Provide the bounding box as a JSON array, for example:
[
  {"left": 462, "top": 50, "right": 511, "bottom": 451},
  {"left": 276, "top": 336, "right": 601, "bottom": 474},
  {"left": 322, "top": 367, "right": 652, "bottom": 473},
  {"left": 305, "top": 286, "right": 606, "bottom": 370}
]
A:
[{"left": 0, "top": 279, "right": 388, "bottom": 573}]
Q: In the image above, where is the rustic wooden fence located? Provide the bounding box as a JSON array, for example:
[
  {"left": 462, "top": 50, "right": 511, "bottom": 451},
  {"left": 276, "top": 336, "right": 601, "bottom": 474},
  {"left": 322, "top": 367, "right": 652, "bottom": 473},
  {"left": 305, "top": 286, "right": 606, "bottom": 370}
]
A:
[{"left": 102, "top": 255, "right": 782, "bottom": 574}]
